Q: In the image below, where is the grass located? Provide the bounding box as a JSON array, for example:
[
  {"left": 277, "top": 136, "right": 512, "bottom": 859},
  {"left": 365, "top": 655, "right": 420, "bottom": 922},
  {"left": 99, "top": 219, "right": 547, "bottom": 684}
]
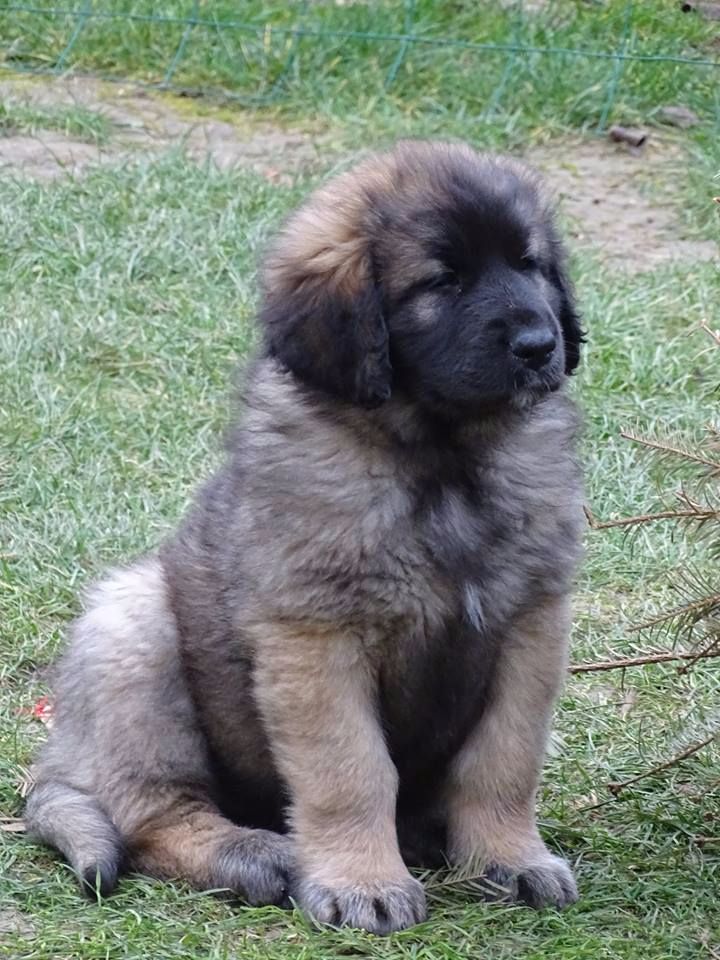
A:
[
  {"left": 0, "top": 98, "right": 111, "bottom": 142},
  {"left": 0, "top": 2, "right": 719, "bottom": 958},
  {"left": 1, "top": 0, "right": 720, "bottom": 143}
]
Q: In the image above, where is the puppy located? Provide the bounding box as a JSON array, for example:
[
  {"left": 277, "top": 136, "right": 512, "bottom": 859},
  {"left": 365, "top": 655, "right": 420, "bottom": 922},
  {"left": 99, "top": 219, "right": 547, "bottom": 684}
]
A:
[{"left": 26, "top": 140, "right": 585, "bottom": 935}]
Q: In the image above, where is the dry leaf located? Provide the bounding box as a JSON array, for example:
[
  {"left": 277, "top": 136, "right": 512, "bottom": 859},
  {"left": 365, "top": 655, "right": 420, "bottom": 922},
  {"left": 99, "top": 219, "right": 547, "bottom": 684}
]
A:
[{"left": 17, "top": 695, "right": 54, "bottom": 728}]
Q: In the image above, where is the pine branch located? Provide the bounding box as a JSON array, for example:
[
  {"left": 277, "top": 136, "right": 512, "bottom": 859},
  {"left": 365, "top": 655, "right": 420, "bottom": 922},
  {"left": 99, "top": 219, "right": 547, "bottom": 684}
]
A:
[
  {"left": 630, "top": 592, "right": 720, "bottom": 632},
  {"left": 675, "top": 486, "right": 716, "bottom": 513},
  {"left": 620, "top": 430, "right": 720, "bottom": 472},
  {"left": 570, "top": 646, "right": 720, "bottom": 673},
  {"left": 677, "top": 633, "right": 720, "bottom": 674},
  {"left": 607, "top": 733, "right": 718, "bottom": 795},
  {"left": 587, "top": 507, "right": 717, "bottom": 531}
]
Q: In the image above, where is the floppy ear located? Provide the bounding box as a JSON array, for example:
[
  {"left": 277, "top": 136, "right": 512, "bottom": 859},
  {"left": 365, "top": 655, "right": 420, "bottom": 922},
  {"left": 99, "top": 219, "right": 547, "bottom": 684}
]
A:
[
  {"left": 548, "top": 254, "right": 585, "bottom": 375},
  {"left": 260, "top": 237, "right": 392, "bottom": 409}
]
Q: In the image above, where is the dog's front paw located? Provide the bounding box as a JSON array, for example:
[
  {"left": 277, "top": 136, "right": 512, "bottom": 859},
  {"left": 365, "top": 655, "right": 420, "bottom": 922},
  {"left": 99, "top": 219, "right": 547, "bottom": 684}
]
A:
[
  {"left": 298, "top": 874, "right": 427, "bottom": 934},
  {"left": 481, "top": 852, "right": 577, "bottom": 910}
]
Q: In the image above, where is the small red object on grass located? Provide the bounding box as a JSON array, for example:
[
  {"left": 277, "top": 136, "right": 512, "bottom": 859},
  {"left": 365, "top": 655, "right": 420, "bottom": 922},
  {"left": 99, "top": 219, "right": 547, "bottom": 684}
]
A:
[{"left": 29, "top": 696, "right": 53, "bottom": 726}]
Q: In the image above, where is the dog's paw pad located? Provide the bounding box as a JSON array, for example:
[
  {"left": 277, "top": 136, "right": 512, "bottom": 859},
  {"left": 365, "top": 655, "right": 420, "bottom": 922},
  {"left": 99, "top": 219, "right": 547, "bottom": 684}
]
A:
[
  {"left": 299, "top": 874, "right": 427, "bottom": 934},
  {"left": 481, "top": 855, "right": 577, "bottom": 910}
]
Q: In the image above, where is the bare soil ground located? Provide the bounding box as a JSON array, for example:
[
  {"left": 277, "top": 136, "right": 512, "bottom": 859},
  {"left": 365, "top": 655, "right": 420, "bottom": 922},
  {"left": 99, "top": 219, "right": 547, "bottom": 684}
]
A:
[
  {"left": 0, "top": 75, "right": 327, "bottom": 181},
  {"left": 0, "top": 75, "right": 716, "bottom": 273},
  {"left": 0, "top": 906, "right": 36, "bottom": 937},
  {"left": 528, "top": 138, "right": 717, "bottom": 271}
]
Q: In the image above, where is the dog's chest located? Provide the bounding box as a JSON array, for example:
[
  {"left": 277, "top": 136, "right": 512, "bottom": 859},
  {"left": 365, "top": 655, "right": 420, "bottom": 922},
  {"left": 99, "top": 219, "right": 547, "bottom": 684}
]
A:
[
  {"left": 373, "top": 481, "right": 510, "bottom": 761},
  {"left": 381, "top": 443, "right": 578, "bottom": 631},
  {"left": 375, "top": 435, "right": 581, "bottom": 800},
  {"left": 378, "top": 600, "right": 495, "bottom": 811}
]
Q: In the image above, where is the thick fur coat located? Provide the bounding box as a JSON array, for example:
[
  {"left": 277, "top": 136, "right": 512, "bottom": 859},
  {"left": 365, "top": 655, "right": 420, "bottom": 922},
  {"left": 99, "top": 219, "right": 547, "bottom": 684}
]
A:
[{"left": 26, "top": 141, "right": 585, "bottom": 934}]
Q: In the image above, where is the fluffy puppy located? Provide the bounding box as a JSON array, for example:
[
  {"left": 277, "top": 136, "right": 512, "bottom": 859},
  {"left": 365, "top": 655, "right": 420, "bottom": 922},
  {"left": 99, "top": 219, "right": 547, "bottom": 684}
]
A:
[{"left": 26, "top": 140, "right": 585, "bottom": 935}]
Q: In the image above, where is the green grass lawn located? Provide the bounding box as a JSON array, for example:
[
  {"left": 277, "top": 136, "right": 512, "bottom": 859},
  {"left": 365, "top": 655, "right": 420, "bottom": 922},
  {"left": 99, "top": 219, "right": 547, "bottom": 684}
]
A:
[{"left": 1, "top": 2, "right": 719, "bottom": 958}]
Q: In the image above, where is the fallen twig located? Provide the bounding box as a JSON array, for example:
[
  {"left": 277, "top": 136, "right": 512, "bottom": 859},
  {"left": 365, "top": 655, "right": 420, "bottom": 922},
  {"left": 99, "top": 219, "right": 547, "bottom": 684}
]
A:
[
  {"left": 607, "top": 733, "right": 718, "bottom": 795},
  {"left": 701, "top": 319, "right": 720, "bottom": 346}
]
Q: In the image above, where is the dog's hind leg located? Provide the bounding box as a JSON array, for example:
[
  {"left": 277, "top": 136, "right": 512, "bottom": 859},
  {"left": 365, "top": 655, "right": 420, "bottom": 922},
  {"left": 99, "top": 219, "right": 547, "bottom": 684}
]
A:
[
  {"left": 129, "top": 805, "right": 293, "bottom": 905},
  {"left": 25, "top": 780, "right": 124, "bottom": 897},
  {"left": 25, "top": 557, "right": 293, "bottom": 904}
]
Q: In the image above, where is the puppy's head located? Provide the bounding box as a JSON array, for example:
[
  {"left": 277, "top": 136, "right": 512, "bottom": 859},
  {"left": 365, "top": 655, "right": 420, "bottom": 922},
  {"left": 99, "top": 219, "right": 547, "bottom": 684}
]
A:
[{"left": 261, "top": 140, "right": 583, "bottom": 415}]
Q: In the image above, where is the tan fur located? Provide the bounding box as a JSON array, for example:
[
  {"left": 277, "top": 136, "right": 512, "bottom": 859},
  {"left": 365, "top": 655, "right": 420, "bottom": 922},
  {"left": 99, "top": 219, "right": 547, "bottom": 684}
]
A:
[
  {"left": 133, "top": 812, "right": 249, "bottom": 884},
  {"left": 263, "top": 142, "right": 550, "bottom": 305},
  {"left": 447, "top": 595, "right": 572, "bottom": 871},
  {"left": 131, "top": 811, "right": 292, "bottom": 898},
  {"left": 263, "top": 155, "right": 397, "bottom": 299},
  {"left": 249, "top": 621, "right": 409, "bottom": 888}
]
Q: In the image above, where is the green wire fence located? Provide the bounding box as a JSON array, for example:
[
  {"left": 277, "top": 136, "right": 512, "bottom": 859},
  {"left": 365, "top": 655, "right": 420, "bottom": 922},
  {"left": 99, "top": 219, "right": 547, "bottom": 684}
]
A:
[{"left": 0, "top": 1, "right": 719, "bottom": 131}]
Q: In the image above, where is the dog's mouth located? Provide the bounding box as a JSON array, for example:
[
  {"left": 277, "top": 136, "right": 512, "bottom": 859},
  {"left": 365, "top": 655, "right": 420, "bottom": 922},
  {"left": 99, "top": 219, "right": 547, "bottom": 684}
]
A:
[
  {"left": 419, "top": 378, "right": 563, "bottom": 419},
  {"left": 500, "top": 361, "right": 564, "bottom": 412},
  {"left": 512, "top": 356, "right": 564, "bottom": 392},
  {"left": 391, "top": 350, "right": 565, "bottom": 419}
]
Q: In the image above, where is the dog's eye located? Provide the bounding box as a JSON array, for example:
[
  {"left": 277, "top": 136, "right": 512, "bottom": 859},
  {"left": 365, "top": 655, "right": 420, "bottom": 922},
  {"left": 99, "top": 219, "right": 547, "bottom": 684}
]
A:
[
  {"left": 426, "top": 271, "right": 461, "bottom": 292},
  {"left": 520, "top": 256, "right": 540, "bottom": 272}
]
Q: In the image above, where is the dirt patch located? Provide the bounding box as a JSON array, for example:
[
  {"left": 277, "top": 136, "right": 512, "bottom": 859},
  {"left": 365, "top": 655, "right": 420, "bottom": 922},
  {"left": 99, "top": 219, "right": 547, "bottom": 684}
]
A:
[
  {"left": 0, "top": 131, "right": 107, "bottom": 180},
  {"left": 528, "top": 138, "right": 717, "bottom": 272},
  {"left": 0, "top": 906, "right": 36, "bottom": 938},
  {"left": 0, "top": 75, "right": 327, "bottom": 181},
  {"left": 0, "top": 75, "right": 716, "bottom": 272}
]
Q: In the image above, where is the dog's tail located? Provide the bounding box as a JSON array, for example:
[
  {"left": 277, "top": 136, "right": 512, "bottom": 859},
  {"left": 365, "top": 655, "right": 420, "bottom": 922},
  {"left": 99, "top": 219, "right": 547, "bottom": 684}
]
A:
[{"left": 25, "top": 780, "right": 124, "bottom": 897}]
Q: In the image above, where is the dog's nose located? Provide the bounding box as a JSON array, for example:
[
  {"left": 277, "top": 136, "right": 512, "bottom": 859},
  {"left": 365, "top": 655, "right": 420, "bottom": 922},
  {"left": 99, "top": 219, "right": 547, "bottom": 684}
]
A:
[{"left": 510, "top": 328, "right": 557, "bottom": 369}]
